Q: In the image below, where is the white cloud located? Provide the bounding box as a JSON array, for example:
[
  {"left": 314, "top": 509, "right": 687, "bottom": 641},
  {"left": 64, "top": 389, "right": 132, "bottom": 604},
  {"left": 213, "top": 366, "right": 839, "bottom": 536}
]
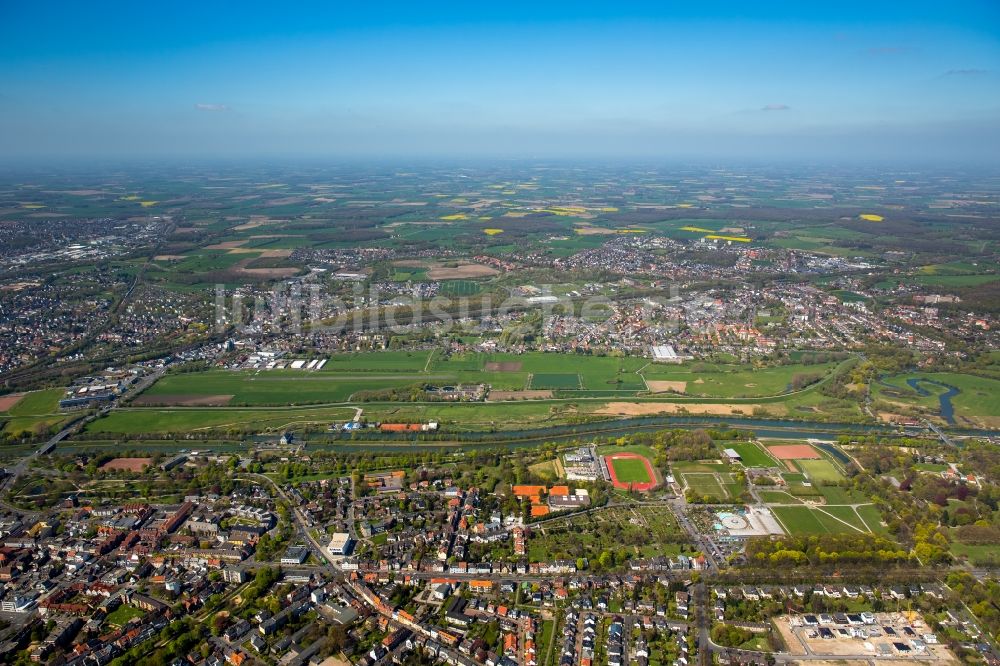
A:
[
  {"left": 761, "top": 104, "right": 790, "bottom": 111},
  {"left": 195, "top": 103, "right": 230, "bottom": 112}
]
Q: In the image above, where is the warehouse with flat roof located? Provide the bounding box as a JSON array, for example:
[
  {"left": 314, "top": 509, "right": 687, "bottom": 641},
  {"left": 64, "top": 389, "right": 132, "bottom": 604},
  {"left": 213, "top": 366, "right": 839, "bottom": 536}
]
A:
[{"left": 651, "top": 345, "right": 681, "bottom": 363}]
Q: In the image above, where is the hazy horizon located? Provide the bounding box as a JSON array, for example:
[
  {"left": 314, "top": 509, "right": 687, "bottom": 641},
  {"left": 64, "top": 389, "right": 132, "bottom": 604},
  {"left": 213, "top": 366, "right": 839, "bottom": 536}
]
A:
[{"left": 2, "top": 0, "right": 999, "bottom": 163}]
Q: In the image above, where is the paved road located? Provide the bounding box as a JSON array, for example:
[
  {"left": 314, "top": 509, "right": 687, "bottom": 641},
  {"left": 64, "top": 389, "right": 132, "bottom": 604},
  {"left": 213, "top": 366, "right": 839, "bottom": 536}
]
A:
[
  {"left": 243, "top": 472, "right": 340, "bottom": 569},
  {"left": 669, "top": 498, "right": 722, "bottom": 569}
]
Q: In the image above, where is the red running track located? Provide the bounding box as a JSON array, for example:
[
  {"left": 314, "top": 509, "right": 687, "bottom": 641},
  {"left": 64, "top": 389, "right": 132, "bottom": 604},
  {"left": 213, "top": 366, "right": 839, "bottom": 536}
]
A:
[{"left": 604, "top": 452, "right": 659, "bottom": 492}]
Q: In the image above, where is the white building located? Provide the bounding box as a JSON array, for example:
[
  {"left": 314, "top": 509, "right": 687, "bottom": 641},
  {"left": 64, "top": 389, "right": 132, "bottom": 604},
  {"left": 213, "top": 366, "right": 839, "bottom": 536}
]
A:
[
  {"left": 650, "top": 345, "right": 682, "bottom": 363},
  {"left": 328, "top": 532, "right": 355, "bottom": 556}
]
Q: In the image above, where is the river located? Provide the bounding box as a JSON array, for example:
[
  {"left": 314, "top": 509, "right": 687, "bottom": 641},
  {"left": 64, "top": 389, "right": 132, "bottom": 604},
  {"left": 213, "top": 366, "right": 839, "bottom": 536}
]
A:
[{"left": 905, "top": 377, "right": 960, "bottom": 425}]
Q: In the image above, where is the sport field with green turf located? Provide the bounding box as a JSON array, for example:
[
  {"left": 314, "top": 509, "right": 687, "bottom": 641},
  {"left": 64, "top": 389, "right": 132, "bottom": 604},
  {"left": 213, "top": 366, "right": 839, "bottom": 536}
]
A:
[
  {"left": 757, "top": 490, "right": 803, "bottom": 504},
  {"left": 682, "top": 473, "right": 727, "bottom": 500},
  {"left": 438, "top": 279, "right": 481, "bottom": 296},
  {"left": 856, "top": 505, "right": 889, "bottom": 535},
  {"left": 771, "top": 505, "right": 863, "bottom": 535},
  {"left": 724, "top": 441, "right": 776, "bottom": 467},
  {"left": 796, "top": 459, "right": 844, "bottom": 483},
  {"left": 820, "top": 505, "right": 869, "bottom": 532},
  {"left": 817, "top": 485, "right": 867, "bottom": 505},
  {"left": 610, "top": 457, "right": 653, "bottom": 484}
]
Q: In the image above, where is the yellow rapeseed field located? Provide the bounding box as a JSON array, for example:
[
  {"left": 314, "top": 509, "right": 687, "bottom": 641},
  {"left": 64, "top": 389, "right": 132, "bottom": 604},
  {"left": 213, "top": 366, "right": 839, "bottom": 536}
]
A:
[{"left": 705, "top": 234, "right": 751, "bottom": 242}]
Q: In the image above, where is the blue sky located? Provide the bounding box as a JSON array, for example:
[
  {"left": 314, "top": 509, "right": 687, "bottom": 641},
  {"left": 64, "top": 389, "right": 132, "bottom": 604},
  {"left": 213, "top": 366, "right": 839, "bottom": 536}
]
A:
[{"left": 1, "top": 1, "right": 998, "bottom": 161}]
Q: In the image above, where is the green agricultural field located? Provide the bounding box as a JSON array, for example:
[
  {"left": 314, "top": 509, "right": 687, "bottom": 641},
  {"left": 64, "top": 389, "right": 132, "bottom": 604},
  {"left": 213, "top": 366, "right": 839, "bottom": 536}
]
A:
[
  {"left": 478, "top": 352, "right": 648, "bottom": 391},
  {"left": 347, "top": 399, "right": 578, "bottom": 431},
  {"left": 874, "top": 372, "right": 1000, "bottom": 428},
  {"left": 919, "top": 261, "right": 987, "bottom": 275},
  {"left": 170, "top": 250, "right": 257, "bottom": 272},
  {"left": 85, "top": 406, "right": 357, "bottom": 434},
  {"left": 319, "top": 351, "right": 434, "bottom": 373},
  {"left": 610, "top": 457, "right": 653, "bottom": 483},
  {"left": 2, "top": 414, "right": 70, "bottom": 438},
  {"left": 768, "top": 236, "right": 828, "bottom": 251},
  {"left": 640, "top": 361, "right": 841, "bottom": 398},
  {"left": 142, "top": 370, "right": 426, "bottom": 405},
  {"left": 911, "top": 274, "right": 998, "bottom": 287},
  {"left": 723, "top": 441, "right": 777, "bottom": 467},
  {"left": 530, "top": 373, "right": 582, "bottom": 390},
  {"left": 430, "top": 351, "right": 485, "bottom": 371},
  {"left": 392, "top": 268, "right": 428, "bottom": 281},
  {"left": 1, "top": 388, "right": 69, "bottom": 437},
  {"left": 796, "top": 459, "right": 844, "bottom": 483},
  {"left": 4, "top": 388, "right": 64, "bottom": 415}
]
